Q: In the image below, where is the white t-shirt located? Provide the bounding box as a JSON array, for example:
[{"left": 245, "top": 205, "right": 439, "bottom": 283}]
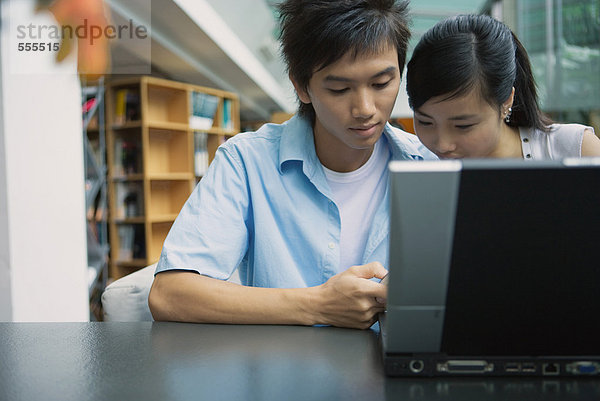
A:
[{"left": 322, "top": 136, "right": 391, "bottom": 271}]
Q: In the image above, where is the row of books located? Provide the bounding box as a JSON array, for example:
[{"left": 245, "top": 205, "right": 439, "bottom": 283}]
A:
[
  {"left": 112, "top": 133, "right": 211, "bottom": 178},
  {"left": 194, "top": 131, "right": 209, "bottom": 177},
  {"left": 114, "top": 89, "right": 141, "bottom": 125},
  {"left": 113, "top": 88, "right": 233, "bottom": 131},
  {"left": 113, "top": 137, "right": 142, "bottom": 176},
  {"left": 117, "top": 224, "right": 146, "bottom": 261},
  {"left": 190, "top": 91, "right": 219, "bottom": 130},
  {"left": 114, "top": 182, "right": 144, "bottom": 219},
  {"left": 189, "top": 91, "right": 235, "bottom": 131},
  {"left": 222, "top": 98, "right": 234, "bottom": 131}
]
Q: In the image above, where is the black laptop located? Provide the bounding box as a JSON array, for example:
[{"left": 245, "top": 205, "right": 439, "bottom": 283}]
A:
[{"left": 380, "top": 158, "right": 600, "bottom": 377}]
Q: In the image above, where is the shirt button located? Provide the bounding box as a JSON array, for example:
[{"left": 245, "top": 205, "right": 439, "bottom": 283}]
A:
[{"left": 328, "top": 242, "right": 335, "bottom": 249}]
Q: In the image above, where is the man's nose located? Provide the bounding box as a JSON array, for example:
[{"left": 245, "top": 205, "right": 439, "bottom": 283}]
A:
[{"left": 351, "top": 89, "right": 376, "bottom": 119}]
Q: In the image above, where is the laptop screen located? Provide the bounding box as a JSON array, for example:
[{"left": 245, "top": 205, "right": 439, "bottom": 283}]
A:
[{"left": 386, "top": 159, "right": 600, "bottom": 357}]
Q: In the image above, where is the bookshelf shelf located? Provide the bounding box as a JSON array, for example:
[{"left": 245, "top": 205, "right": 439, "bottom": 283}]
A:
[
  {"left": 113, "top": 217, "right": 146, "bottom": 224},
  {"left": 203, "top": 127, "right": 239, "bottom": 136},
  {"left": 112, "top": 121, "right": 142, "bottom": 130},
  {"left": 112, "top": 174, "right": 144, "bottom": 181},
  {"left": 147, "top": 172, "right": 194, "bottom": 180},
  {"left": 106, "top": 76, "right": 239, "bottom": 279},
  {"left": 147, "top": 121, "right": 189, "bottom": 132},
  {"left": 148, "top": 214, "right": 180, "bottom": 223}
]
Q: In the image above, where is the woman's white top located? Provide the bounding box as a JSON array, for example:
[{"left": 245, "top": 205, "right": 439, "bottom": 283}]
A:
[{"left": 519, "top": 123, "right": 594, "bottom": 160}]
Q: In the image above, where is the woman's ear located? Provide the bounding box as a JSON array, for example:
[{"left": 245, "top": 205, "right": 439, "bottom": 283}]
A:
[
  {"left": 290, "top": 73, "right": 311, "bottom": 104},
  {"left": 502, "top": 87, "right": 515, "bottom": 111}
]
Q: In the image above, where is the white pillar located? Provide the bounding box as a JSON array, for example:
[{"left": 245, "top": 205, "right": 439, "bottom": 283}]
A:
[{"left": 0, "top": 0, "right": 88, "bottom": 321}]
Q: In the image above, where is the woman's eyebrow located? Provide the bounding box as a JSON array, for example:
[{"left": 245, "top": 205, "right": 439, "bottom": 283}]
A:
[
  {"left": 448, "top": 114, "right": 478, "bottom": 121},
  {"left": 415, "top": 110, "right": 478, "bottom": 121},
  {"left": 414, "top": 109, "right": 432, "bottom": 118}
]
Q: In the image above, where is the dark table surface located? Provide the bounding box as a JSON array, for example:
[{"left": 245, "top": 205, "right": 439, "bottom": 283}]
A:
[{"left": 1, "top": 322, "right": 598, "bottom": 401}]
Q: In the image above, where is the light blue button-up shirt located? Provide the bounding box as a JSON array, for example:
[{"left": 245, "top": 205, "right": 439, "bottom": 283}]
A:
[{"left": 156, "top": 115, "right": 436, "bottom": 288}]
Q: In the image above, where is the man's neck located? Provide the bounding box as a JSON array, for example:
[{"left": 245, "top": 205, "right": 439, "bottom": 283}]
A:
[{"left": 313, "top": 123, "right": 379, "bottom": 173}]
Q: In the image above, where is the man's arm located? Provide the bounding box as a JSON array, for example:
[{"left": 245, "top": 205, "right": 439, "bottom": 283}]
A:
[{"left": 148, "top": 262, "right": 388, "bottom": 329}]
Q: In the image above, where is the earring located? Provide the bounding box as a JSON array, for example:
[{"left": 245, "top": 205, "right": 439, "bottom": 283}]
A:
[{"left": 505, "top": 107, "right": 512, "bottom": 123}]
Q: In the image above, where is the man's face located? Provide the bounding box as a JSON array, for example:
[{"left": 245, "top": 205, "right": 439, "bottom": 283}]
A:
[{"left": 294, "top": 46, "right": 400, "bottom": 171}]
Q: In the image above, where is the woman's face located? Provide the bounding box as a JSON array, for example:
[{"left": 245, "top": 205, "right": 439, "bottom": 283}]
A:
[{"left": 413, "top": 89, "right": 514, "bottom": 159}]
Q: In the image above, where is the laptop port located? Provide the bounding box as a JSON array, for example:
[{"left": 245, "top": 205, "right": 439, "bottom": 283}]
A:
[
  {"left": 409, "top": 360, "right": 424, "bottom": 374},
  {"left": 565, "top": 362, "right": 600, "bottom": 375},
  {"left": 522, "top": 363, "right": 536, "bottom": 373},
  {"left": 542, "top": 363, "right": 560, "bottom": 375},
  {"left": 437, "top": 360, "right": 494, "bottom": 374},
  {"left": 504, "top": 363, "right": 521, "bottom": 373}
]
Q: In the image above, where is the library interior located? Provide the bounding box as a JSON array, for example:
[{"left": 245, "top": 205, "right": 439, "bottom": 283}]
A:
[{"left": 1, "top": 0, "right": 599, "bottom": 399}]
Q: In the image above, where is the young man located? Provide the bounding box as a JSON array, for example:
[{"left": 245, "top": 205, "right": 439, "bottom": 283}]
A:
[{"left": 148, "top": 0, "right": 436, "bottom": 329}]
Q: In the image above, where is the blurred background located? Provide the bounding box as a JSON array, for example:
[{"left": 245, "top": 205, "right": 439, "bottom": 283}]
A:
[
  {"left": 90, "top": 0, "right": 600, "bottom": 130},
  {"left": 0, "top": 0, "right": 598, "bottom": 322}
]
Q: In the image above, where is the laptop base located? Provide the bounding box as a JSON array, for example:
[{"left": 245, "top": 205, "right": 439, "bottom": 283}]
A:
[{"left": 382, "top": 353, "right": 600, "bottom": 377}]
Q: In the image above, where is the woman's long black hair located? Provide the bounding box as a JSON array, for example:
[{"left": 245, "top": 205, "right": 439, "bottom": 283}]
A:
[{"left": 406, "top": 14, "right": 552, "bottom": 131}]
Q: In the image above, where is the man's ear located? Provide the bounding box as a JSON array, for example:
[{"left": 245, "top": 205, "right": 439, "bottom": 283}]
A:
[{"left": 290, "top": 73, "right": 311, "bottom": 104}]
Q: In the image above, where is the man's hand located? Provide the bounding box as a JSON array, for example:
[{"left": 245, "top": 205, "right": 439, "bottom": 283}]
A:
[{"left": 311, "top": 262, "right": 388, "bottom": 329}]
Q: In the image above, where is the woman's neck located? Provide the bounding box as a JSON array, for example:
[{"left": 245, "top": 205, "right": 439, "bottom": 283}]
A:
[{"left": 492, "top": 124, "right": 523, "bottom": 158}]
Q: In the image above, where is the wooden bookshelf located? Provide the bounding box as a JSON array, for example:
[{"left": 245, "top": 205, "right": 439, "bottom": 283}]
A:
[{"left": 106, "top": 76, "right": 240, "bottom": 279}]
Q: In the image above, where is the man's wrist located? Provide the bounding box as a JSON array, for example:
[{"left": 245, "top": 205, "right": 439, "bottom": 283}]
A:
[{"left": 290, "top": 285, "right": 323, "bottom": 326}]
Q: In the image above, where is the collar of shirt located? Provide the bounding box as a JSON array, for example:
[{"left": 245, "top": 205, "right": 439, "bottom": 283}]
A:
[
  {"left": 278, "top": 115, "right": 431, "bottom": 169},
  {"left": 277, "top": 115, "right": 433, "bottom": 197}
]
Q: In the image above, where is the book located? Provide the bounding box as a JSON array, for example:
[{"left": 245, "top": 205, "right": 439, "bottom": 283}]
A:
[
  {"left": 132, "top": 225, "right": 146, "bottom": 259},
  {"left": 114, "top": 89, "right": 128, "bottom": 125},
  {"left": 113, "top": 137, "right": 141, "bottom": 176},
  {"left": 121, "top": 140, "right": 140, "bottom": 174},
  {"left": 114, "top": 89, "right": 140, "bottom": 125},
  {"left": 115, "top": 182, "right": 144, "bottom": 219},
  {"left": 222, "top": 98, "right": 234, "bottom": 131},
  {"left": 117, "top": 224, "right": 145, "bottom": 261},
  {"left": 117, "top": 225, "right": 135, "bottom": 261},
  {"left": 190, "top": 91, "right": 219, "bottom": 130},
  {"left": 194, "top": 131, "right": 209, "bottom": 176},
  {"left": 113, "top": 137, "right": 123, "bottom": 176},
  {"left": 125, "top": 91, "right": 140, "bottom": 121}
]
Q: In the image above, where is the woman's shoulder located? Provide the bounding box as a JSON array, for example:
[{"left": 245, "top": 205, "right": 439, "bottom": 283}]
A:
[
  {"left": 546, "top": 123, "right": 593, "bottom": 136},
  {"left": 521, "top": 123, "right": 591, "bottom": 159},
  {"left": 526, "top": 123, "right": 589, "bottom": 145}
]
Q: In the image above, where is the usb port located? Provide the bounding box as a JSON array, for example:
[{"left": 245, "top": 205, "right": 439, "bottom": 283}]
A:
[
  {"left": 505, "top": 363, "right": 521, "bottom": 373},
  {"left": 522, "top": 363, "right": 536, "bottom": 373}
]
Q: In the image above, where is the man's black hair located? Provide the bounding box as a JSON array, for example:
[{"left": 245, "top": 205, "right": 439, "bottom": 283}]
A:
[{"left": 278, "top": 0, "right": 411, "bottom": 122}]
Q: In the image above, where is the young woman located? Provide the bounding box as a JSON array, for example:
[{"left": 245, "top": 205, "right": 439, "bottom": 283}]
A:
[{"left": 406, "top": 14, "right": 600, "bottom": 159}]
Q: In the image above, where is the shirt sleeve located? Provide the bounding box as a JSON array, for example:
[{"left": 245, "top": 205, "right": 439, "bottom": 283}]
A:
[
  {"left": 155, "top": 143, "right": 250, "bottom": 280},
  {"left": 398, "top": 129, "right": 439, "bottom": 160}
]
